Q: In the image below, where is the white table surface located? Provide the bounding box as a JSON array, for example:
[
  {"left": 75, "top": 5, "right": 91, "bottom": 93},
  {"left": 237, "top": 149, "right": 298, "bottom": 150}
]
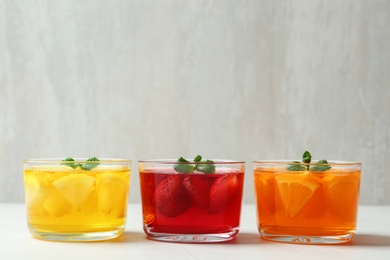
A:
[{"left": 0, "top": 204, "right": 389, "bottom": 260}]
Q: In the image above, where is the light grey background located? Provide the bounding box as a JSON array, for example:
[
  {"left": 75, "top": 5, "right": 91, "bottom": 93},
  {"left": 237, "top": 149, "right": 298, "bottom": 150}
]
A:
[{"left": 1, "top": 0, "right": 389, "bottom": 205}]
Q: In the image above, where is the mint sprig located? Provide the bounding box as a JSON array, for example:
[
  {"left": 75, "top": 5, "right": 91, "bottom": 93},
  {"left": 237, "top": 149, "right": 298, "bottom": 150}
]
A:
[
  {"left": 197, "top": 159, "right": 216, "bottom": 173},
  {"left": 302, "top": 151, "right": 312, "bottom": 164},
  {"left": 286, "top": 151, "right": 331, "bottom": 172},
  {"left": 173, "top": 155, "right": 216, "bottom": 174},
  {"left": 61, "top": 158, "right": 81, "bottom": 169},
  {"left": 61, "top": 157, "right": 100, "bottom": 171},
  {"left": 81, "top": 157, "right": 100, "bottom": 170},
  {"left": 194, "top": 155, "right": 202, "bottom": 163},
  {"left": 310, "top": 159, "right": 331, "bottom": 172},
  {"left": 302, "top": 151, "right": 312, "bottom": 170},
  {"left": 173, "top": 157, "right": 195, "bottom": 173},
  {"left": 286, "top": 161, "right": 306, "bottom": 171}
]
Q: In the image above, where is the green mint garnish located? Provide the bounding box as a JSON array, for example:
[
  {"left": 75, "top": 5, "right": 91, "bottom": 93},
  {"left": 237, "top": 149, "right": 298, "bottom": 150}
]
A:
[
  {"left": 197, "top": 159, "right": 216, "bottom": 173},
  {"left": 61, "top": 157, "right": 100, "bottom": 171},
  {"left": 61, "top": 158, "right": 80, "bottom": 169},
  {"left": 80, "top": 157, "right": 100, "bottom": 170},
  {"left": 310, "top": 159, "right": 332, "bottom": 172},
  {"left": 302, "top": 151, "right": 312, "bottom": 164},
  {"left": 286, "top": 151, "right": 331, "bottom": 172},
  {"left": 174, "top": 155, "right": 215, "bottom": 174},
  {"left": 286, "top": 161, "right": 306, "bottom": 171},
  {"left": 173, "top": 157, "right": 195, "bottom": 173},
  {"left": 194, "top": 155, "right": 202, "bottom": 162},
  {"left": 302, "top": 151, "right": 312, "bottom": 170}
]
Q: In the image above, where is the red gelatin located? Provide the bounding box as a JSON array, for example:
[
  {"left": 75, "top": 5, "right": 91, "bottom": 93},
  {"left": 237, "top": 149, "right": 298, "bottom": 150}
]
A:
[{"left": 139, "top": 165, "right": 244, "bottom": 242}]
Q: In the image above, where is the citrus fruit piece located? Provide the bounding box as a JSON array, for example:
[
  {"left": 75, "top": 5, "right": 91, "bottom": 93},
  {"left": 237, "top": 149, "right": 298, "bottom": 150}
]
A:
[
  {"left": 254, "top": 171, "right": 275, "bottom": 213},
  {"left": 80, "top": 190, "right": 99, "bottom": 215},
  {"left": 275, "top": 173, "right": 319, "bottom": 217},
  {"left": 24, "top": 174, "right": 51, "bottom": 211},
  {"left": 323, "top": 173, "right": 360, "bottom": 214},
  {"left": 52, "top": 174, "right": 96, "bottom": 210},
  {"left": 96, "top": 172, "right": 129, "bottom": 214},
  {"left": 42, "top": 190, "right": 72, "bottom": 216}
]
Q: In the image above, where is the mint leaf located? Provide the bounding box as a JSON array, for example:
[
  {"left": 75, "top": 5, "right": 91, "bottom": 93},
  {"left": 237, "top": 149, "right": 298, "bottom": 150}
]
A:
[
  {"left": 197, "top": 160, "right": 216, "bottom": 174},
  {"left": 286, "top": 152, "right": 332, "bottom": 172},
  {"left": 302, "top": 151, "right": 312, "bottom": 170},
  {"left": 173, "top": 157, "right": 195, "bottom": 173},
  {"left": 286, "top": 161, "right": 306, "bottom": 171},
  {"left": 80, "top": 157, "right": 100, "bottom": 171},
  {"left": 194, "top": 155, "right": 202, "bottom": 162},
  {"left": 173, "top": 164, "right": 195, "bottom": 173},
  {"left": 61, "top": 158, "right": 80, "bottom": 169},
  {"left": 177, "top": 157, "right": 189, "bottom": 163},
  {"left": 310, "top": 159, "right": 332, "bottom": 172},
  {"left": 173, "top": 155, "right": 215, "bottom": 173},
  {"left": 302, "top": 151, "right": 312, "bottom": 164}
]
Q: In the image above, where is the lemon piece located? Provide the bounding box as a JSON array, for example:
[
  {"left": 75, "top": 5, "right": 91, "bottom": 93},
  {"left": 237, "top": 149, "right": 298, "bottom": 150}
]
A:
[
  {"left": 96, "top": 172, "right": 128, "bottom": 214},
  {"left": 24, "top": 174, "right": 50, "bottom": 211},
  {"left": 80, "top": 190, "right": 99, "bottom": 215},
  {"left": 43, "top": 190, "right": 72, "bottom": 216},
  {"left": 52, "top": 174, "right": 96, "bottom": 210},
  {"left": 275, "top": 173, "right": 319, "bottom": 217},
  {"left": 24, "top": 174, "right": 41, "bottom": 205}
]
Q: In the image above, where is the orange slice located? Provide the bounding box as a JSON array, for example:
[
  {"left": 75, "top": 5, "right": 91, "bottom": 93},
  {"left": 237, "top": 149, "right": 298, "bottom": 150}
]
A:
[
  {"left": 275, "top": 173, "right": 319, "bottom": 217},
  {"left": 254, "top": 171, "right": 275, "bottom": 213},
  {"left": 323, "top": 173, "right": 360, "bottom": 214}
]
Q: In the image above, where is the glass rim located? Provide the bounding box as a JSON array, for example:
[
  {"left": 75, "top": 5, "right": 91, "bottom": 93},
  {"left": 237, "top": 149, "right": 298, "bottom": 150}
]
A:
[
  {"left": 138, "top": 159, "right": 245, "bottom": 164},
  {"left": 252, "top": 160, "right": 361, "bottom": 166},
  {"left": 23, "top": 158, "right": 131, "bottom": 163}
]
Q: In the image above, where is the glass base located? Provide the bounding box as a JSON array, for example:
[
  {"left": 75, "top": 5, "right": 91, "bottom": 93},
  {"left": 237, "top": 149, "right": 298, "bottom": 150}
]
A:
[
  {"left": 28, "top": 226, "right": 125, "bottom": 242},
  {"left": 144, "top": 227, "right": 239, "bottom": 243},
  {"left": 260, "top": 229, "right": 355, "bottom": 244}
]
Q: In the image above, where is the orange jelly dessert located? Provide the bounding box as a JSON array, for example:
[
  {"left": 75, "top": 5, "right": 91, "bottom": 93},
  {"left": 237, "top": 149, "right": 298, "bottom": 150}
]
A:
[{"left": 253, "top": 152, "right": 361, "bottom": 244}]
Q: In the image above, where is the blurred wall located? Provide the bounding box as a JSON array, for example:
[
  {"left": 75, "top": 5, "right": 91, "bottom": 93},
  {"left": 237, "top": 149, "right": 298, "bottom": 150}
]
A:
[{"left": 1, "top": 0, "right": 389, "bottom": 204}]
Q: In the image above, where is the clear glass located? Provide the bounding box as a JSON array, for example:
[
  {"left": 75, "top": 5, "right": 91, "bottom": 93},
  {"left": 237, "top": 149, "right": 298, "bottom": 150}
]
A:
[
  {"left": 253, "top": 160, "right": 361, "bottom": 244},
  {"left": 139, "top": 159, "right": 245, "bottom": 243},
  {"left": 23, "top": 158, "right": 131, "bottom": 242}
]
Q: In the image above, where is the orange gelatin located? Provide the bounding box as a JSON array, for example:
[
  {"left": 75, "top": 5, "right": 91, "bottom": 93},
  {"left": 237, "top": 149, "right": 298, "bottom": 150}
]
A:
[{"left": 254, "top": 166, "right": 361, "bottom": 241}]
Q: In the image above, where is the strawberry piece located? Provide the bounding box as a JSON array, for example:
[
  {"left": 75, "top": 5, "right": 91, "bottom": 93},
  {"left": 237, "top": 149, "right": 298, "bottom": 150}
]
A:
[
  {"left": 182, "top": 175, "right": 212, "bottom": 209},
  {"left": 209, "top": 174, "right": 240, "bottom": 214},
  {"left": 155, "top": 175, "right": 192, "bottom": 217}
]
